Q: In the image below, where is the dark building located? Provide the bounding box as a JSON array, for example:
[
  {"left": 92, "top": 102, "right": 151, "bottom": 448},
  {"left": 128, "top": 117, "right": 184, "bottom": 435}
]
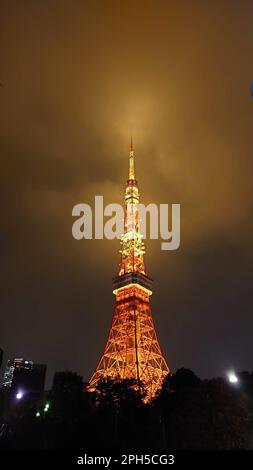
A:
[
  {"left": 12, "top": 363, "right": 46, "bottom": 394},
  {"left": 2, "top": 358, "right": 46, "bottom": 394},
  {"left": 0, "top": 348, "right": 3, "bottom": 370}
]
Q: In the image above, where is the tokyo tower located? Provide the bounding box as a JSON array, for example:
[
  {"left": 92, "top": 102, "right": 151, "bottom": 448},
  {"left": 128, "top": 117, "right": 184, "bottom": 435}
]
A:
[{"left": 89, "top": 141, "right": 170, "bottom": 398}]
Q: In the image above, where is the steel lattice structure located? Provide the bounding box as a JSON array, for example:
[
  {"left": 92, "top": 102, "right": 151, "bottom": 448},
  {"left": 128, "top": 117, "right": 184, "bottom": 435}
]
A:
[{"left": 89, "top": 141, "right": 170, "bottom": 399}]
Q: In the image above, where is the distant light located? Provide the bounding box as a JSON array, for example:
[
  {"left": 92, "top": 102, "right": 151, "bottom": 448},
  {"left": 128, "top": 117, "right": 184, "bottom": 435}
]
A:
[
  {"left": 227, "top": 372, "right": 238, "bottom": 384},
  {"left": 44, "top": 402, "right": 50, "bottom": 412},
  {"left": 36, "top": 411, "right": 40, "bottom": 417},
  {"left": 16, "top": 391, "right": 24, "bottom": 400}
]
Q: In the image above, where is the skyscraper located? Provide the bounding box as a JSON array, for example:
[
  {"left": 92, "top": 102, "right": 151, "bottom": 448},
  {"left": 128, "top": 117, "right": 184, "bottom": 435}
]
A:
[
  {"left": 2, "top": 358, "right": 31, "bottom": 388},
  {"left": 89, "top": 143, "right": 170, "bottom": 399},
  {"left": 2, "top": 358, "right": 46, "bottom": 393}
]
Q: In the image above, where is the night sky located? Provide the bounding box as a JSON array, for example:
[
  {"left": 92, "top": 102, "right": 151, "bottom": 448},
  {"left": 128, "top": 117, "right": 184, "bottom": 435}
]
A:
[{"left": 1, "top": 1, "right": 253, "bottom": 387}]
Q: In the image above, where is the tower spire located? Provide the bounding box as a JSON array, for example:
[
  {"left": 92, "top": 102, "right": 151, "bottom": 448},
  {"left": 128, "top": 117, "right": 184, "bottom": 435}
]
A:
[{"left": 129, "top": 136, "right": 135, "bottom": 180}]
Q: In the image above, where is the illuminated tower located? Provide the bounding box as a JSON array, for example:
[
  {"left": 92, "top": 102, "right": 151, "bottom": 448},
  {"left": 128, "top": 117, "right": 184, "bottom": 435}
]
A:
[{"left": 89, "top": 141, "right": 170, "bottom": 398}]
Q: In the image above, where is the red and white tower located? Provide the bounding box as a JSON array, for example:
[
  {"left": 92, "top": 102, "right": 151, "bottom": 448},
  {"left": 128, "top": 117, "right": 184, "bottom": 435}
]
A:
[{"left": 89, "top": 142, "right": 170, "bottom": 398}]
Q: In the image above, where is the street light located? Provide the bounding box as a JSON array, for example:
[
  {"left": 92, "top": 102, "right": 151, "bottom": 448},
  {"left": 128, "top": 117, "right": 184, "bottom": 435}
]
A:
[
  {"left": 16, "top": 390, "right": 24, "bottom": 400},
  {"left": 227, "top": 372, "right": 238, "bottom": 384}
]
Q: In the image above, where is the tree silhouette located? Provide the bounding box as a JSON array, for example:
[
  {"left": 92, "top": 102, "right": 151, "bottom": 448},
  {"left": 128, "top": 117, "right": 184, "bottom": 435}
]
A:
[{"left": 0, "top": 368, "right": 251, "bottom": 450}]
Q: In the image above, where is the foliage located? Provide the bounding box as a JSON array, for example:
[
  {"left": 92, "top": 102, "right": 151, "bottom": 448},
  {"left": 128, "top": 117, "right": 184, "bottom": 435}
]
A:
[{"left": 0, "top": 368, "right": 251, "bottom": 450}]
